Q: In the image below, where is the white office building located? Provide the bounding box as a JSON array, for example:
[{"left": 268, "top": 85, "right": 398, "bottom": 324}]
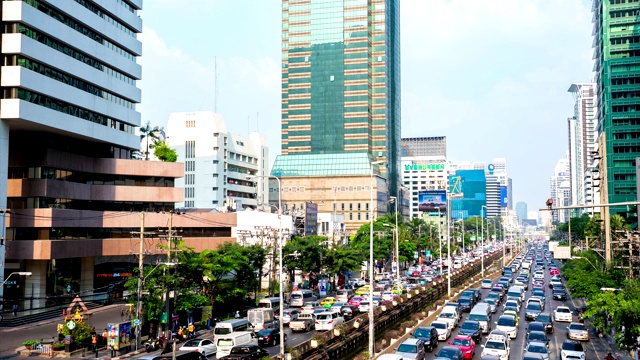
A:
[
  {"left": 165, "top": 111, "right": 269, "bottom": 210},
  {"left": 550, "top": 154, "right": 572, "bottom": 223},
  {"left": 567, "top": 83, "right": 598, "bottom": 214},
  {"left": 401, "top": 156, "right": 448, "bottom": 218}
]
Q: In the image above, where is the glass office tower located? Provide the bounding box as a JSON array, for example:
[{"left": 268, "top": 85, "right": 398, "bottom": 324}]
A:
[{"left": 274, "top": 0, "right": 401, "bottom": 198}]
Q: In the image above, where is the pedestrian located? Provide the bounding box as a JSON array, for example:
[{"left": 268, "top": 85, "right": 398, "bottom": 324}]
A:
[{"left": 12, "top": 303, "right": 18, "bottom": 316}]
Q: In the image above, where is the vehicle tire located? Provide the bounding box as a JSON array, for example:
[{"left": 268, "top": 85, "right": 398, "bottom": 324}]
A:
[{"left": 200, "top": 351, "right": 206, "bottom": 360}]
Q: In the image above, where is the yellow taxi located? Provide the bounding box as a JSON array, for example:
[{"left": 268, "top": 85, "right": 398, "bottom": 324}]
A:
[
  {"left": 391, "top": 285, "right": 404, "bottom": 295},
  {"left": 320, "top": 297, "right": 336, "bottom": 309},
  {"left": 355, "top": 285, "right": 371, "bottom": 296},
  {"left": 503, "top": 309, "right": 520, "bottom": 325}
]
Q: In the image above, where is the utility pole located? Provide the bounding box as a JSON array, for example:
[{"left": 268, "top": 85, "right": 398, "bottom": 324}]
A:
[{"left": 130, "top": 213, "right": 156, "bottom": 351}]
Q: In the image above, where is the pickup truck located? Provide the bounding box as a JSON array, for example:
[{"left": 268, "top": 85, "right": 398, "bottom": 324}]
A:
[{"left": 289, "top": 312, "right": 314, "bottom": 332}]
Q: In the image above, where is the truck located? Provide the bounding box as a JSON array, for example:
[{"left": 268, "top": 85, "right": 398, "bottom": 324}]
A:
[
  {"left": 247, "top": 308, "right": 278, "bottom": 332},
  {"left": 548, "top": 241, "right": 559, "bottom": 254},
  {"left": 289, "top": 312, "right": 315, "bottom": 332}
]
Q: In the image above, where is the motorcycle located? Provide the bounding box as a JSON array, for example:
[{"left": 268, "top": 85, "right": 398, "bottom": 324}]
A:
[
  {"left": 578, "top": 312, "right": 584, "bottom": 323},
  {"left": 145, "top": 338, "right": 160, "bottom": 353}
]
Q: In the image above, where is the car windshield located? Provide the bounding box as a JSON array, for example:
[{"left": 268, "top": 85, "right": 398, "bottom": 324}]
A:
[
  {"left": 498, "top": 317, "right": 516, "bottom": 326},
  {"left": 485, "top": 341, "right": 506, "bottom": 350},
  {"left": 459, "top": 298, "right": 471, "bottom": 304},
  {"left": 183, "top": 340, "right": 200, "bottom": 347},
  {"left": 562, "top": 341, "right": 584, "bottom": 351},
  {"left": 469, "top": 314, "right": 486, "bottom": 322},
  {"left": 214, "top": 327, "right": 230, "bottom": 335},
  {"left": 413, "top": 329, "right": 430, "bottom": 337},
  {"left": 484, "top": 299, "right": 496, "bottom": 305},
  {"left": 439, "top": 312, "right": 454, "bottom": 319},
  {"left": 557, "top": 308, "right": 570, "bottom": 313},
  {"left": 570, "top": 324, "right": 587, "bottom": 330},
  {"left": 461, "top": 322, "right": 478, "bottom": 330},
  {"left": 217, "top": 339, "right": 234, "bottom": 347},
  {"left": 316, "top": 314, "right": 330, "bottom": 320},
  {"left": 432, "top": 322, "right": 447, "bottom": 329},
  {"left": 483, "top": 280, "right": 492, "bottom": 284},
  {"left": 437, "top": 348, "right": 459, "bottom": 357},
  {"left": 527, "top": 303, "right": 541, "bottom": 310},
  {"left": 397, "top": 344, "right": 417, "bottom": 353},
  {"left": 528, "top": 344, "right": 547, "bottom": 353},
  {"left": 452, "top": 338, "right": 471, "bottom": 346},
  {"left": 537, "top": 314, "right": 550, "bottom": 322},
  {"left": 290, "top": 294, "right": 302, "bottom": 299}
]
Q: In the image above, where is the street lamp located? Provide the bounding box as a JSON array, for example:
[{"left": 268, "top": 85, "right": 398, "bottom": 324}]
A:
[
  {"left": 570, "top": 256, "right": 598, "bottom": 271},
  {"left": 390, "top": 196, "right": 399, "bottom": 282},
  {"left": 248, "top": 174, "right": 284, "bottom": 358},
  {"left": 369, "top": 159, "right": 385, "bottom": 359},
  {"left": 0, "top": 271, "right": 32, "bottom": 287},
  {"left": 481, "top": 205, "right": 487, "bottom": 278}
]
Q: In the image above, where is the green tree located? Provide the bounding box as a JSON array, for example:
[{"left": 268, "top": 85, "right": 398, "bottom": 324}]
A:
[
  {"left": 350, "top": 220, "right": 393, "bottom": 262},
  {"left": 398, "top": 241, "right": 416, "bottom": 264},
  {"left": 282, "top": 236, "right": 327, "bottom": 286},
  {"left": 153, "top": 140, "right": 178, "bottom": 162},
  {"left": 324, "top": 245, "right": 363, "bottom": 288},
  {"left": 61, "top": 319, "right": 93, "bottom": 344},
  {"left": 139, "top": 121, "right": 163, "bottom": 161},
  {"left": 611, "top": 214, "right": 629, "bottom": 231},
  {"left": 198, "top": 243, "right": 250, "bottom": 309}
]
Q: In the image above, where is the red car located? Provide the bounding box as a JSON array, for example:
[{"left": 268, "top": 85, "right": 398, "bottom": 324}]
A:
[
  {"left": 448, "top": 335, "right": 476, "bottom": 360},
  {"left": 348, "top": 296, "right": 364, "bottom": 307},
  {"left": 549, "top": 268, "right": 559, "bottom": 276}
]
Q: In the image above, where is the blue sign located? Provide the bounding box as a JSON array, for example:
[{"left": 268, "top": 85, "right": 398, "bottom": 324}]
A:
[
  {"left": 66, "top": 285, "right": 71, "bottom": 293},
  {"left": 134, "top": 319, "right": 140, "bottom": 326},
  {"left": 425, "top": 250, "right": 431, "bottom": 257}
]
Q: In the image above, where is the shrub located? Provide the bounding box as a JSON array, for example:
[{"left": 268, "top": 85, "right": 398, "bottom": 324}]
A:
[
  {"left": 23, "top": 340, "right": 40, "bottom": 347},
  {"left": 384, "top": 329, "right": 400, "bottom": 345}
]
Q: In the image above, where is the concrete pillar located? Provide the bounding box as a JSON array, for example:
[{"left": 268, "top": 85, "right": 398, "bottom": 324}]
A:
[
  {"left": 0, "top": 120, "right": 8, "bottom": 302},
  {"left": 24, "top": 260, "right": 47, "bottom": 312},
  {"left": 80, "top": 257, "right": 94, "bottom": 293}
]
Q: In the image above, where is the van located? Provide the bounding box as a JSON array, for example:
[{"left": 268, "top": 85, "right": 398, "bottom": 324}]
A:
[
  {"left": 247, "top": 308, "right": 278, "bottom": 332},
  {"left": 507, "top": 285, "right": 525, "bottom": 302},
  {"left": 213, "top": 319, "right": 252, "bottom": 341},
  {"left": 215, "top": 331, "right": 258, "bottom": 358},
  {"left": 336, "top": 289, "right": 354, "bottom": 303},
  {"left": 290, "top": 290, "right": 315, "bottom": 307},
  {"left": 469, "top": 303, "right": 492, "bottom": 334},
  {"left": 437, "top": 306, "right": 459, "bottom": 330},
  {"left": 258, "top": 297, "right": 283, "bottom": 313}
]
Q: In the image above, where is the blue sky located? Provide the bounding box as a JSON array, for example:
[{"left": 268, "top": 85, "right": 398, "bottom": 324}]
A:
[{"left": 138, "top": 0, "right": 593, "bottom": 213}]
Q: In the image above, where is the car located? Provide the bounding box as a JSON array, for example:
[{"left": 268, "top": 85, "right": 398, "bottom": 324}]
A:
[
  {"left": 437, "top": 310, "right": 459, "bottom": 330},
  {"left": 226, "top": 345, "right": 269, "bottom": 360},
  {"left": 549, "top": 279, "right": 563, "bottom": 289},
  {"left": 412, "top": 326, "right": 439, "bottom": 352},
  {"left": 382, "top": 291, "right": 397, "bottom": 301},
  {"left": 348, "top": 296, "right": 364, "bottom": 307},
  {"left": 553, "top": 288, "right": 568, "bottom": 300},
  {"left": 445, "top": 302, "right": 464, "bottom": 320},
  {"left": 486, "top": 292, "right": 501, "bottom": 304},
  {"left": 536, "top": 313, "right": 554, "bottom": 334},
  {"left": 431, "top": 320, "right": 452, "bottom": 341},
  {"left": 532, "top": 289, "right": 546, "bottom": 300},
  {"left": 549, "top": 268, "right": 559, "bottom": 276},
  {"left": 458, "top": 296, "right": 474, "bottom": 312},
  {"left": 522, "top": 353, "right": 544, "bottom": 360},
  {"left": 281, "top": 309, "right": 300, "bottom": 325},
  {"left": 526, "top": 330, "right": 550, "bottom": 348},
  {"left": 560, "top": 340, "right": 586, "bottom": 360},
  {"left": 320, "top": 297, "right": 336, "bottom": 309},
  {"left": 503, "top": 300, "right": 520, "bottom": 312},
  {"left": 567, "top": 322, "right": 589, "bottom": 341},
  {"left": 448, "top": 335, "right": 476, "bottom": 360},
  {"left": 527, "top": 297, "right": 544, "bottom": 311},
  {"left": 481, "top": 279, "right": 493, "bottom": 289},
  {"left": 480, "top": 333, "right": 510, "bottom": 360},
  {"left": 179, "top": 339, "right": 217, "bottom": 357},
  {"left": 554, "top": 306, "right": 573, "bottom": 322},
  {"left": 525, "top": 301, "right": 542, "bottom": 321},
  {"left": 503, "top": 310, "right": 519, "bottom": 326},
  {"left": 394, "top": 338, "right": 426, "bottom": 360},
  {"left": 525, "top": 341, "right": 550, "bottom": 360},
  {"left": 340, "top": 305, "right": 359, "bottom": 320},
  {"left": 483, "top": 299, "right": 498, "bottom": 313},
  {"left": 257, "top": 328, "right": 286, "bottom": 347},
  {"left": 458, "top": 320, "right": 482, "bottom": 343},
  {"left": 526, "top": 321, "right": 547, "bottom": 337},
  {"left": 436, "top": 345, "right": 464, "bottom": 360},
  {"left": 495, "top": 315, "right": 517, "bottom": 339},
  {"left": 358, "top": 301, "right": 375, "bottom": 313},
  {"left": 301, "top": 301, "right": 320, "bottom": 313},
  {"left": 330, "top": 302, "right": 347, "bottom": 312},
  {"left": 355, "top": 285, "right": 371, "bottom": 296}
]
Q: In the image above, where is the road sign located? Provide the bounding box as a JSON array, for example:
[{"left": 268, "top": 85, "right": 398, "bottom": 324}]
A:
[
  {"left": 66, "top": 295, "right": 89, "bottom": 317},
  {"left": 470, "top": 236, "right": 476, "bottom": 241},
  {"left": 66, "top": 320, "right": 76, "bottom": 330},
  {"left": 425, "top": 250, "right": 431, "bottom": 257},
  {"left": 134, "top": 319, "right": 140, "bottom": 326},
  {"left": 457, "top": 236, "right": 462, "bottom": 243}
]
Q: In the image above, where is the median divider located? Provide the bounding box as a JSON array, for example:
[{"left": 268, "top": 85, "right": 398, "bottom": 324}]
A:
[{"left": 280, "top": 251, "right": 511, "bottom": 360}]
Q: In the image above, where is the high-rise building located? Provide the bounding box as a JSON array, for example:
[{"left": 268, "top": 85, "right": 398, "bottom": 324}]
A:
[
  {"left": 567, "top": 83, "right": 597, "bottom": 214},
  {"left": 450, "top": 170, "right": 486, "bottom": 220},
  {"left": 272, "top": 0, "right": 401, "bottom": 232},
  {"left": 165, "top": 112, "right": 269, "bottom": 210},
  {"left": 516, "top": 202, "right": 528, "bottom": 224},
  {"left": 401, "top": 137, "right": 447, "bottom": 218},
  {"left": 593, "top": 1, "right": 640, "bottom": 213},
  {"left": 550, "top": 154, "right": 572, "bottom": 222}
]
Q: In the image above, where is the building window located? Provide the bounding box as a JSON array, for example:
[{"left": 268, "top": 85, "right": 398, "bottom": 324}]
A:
[
  {"left": 366, "top": 213, "right": 369, "bottom": 220},
  {"left": 213, "top": 147, "right": 219, "bottom": 150},
  {"left": 341, "top": 186, "right": 345, "bottom": 191},
  {"left": 358, "top": 203, "right": 361, "bottom": 211},
  {"left": 366, "top": 203, "right": 369, "bottom": 211},
  {"left": 300, "top": 187, "right": 305, "bottom": 192},
  {"left": 333, "top": 203, "right": 336, "bottom": 211},
  {"left": 212, "top": 187, "right": 218, "bottom": 191},
  {"left": 358, "top": 213, "right": 361, "bottom": 220},
  {"left": 212, "top": 200, "right": 218, "bottom": 204},
  {"left": 341, "top": 203, "right": 345, "bottom": 211},
  {"left": 213, "top": 174, "right": 219, "bottom": 178},
  {"left": 213, "top": 160, "right": 219, "bottom": 164},
  {"left": 349, "top": 213, "right": 353, "bottom": 220},
  {"left": 349, "top": 203, "right": 353, "bottom": 211},
  {"left": 349, "top": 186, "right": 354, "bottom": 191},
  {"left": 357, "top": 186, "right": 362, "bottom": 191},
  {"left": 214, "top": 133, "right": 219, "bottom": 137}
]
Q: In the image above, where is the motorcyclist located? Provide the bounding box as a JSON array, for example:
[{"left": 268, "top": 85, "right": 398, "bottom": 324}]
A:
[
  {"left": 187, "top": 323, "right": 195, "bottom": 338},
  {"left": 605, "top": 352, "right": 615, "bottom": 360},
  {"left": 177, "top": 326, "right": 184, "bottom": 340},
  {"left": 235, "top": 310, "right": 241, "bottom": 319}
]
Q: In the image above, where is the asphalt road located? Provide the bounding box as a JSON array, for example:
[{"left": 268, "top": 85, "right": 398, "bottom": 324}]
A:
[{"left": 418, "top": 258, "right": 615, "bottom": 360}]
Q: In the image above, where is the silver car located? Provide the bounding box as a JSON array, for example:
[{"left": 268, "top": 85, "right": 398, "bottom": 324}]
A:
[
  {"left": 525, "top": 341, "right": 549, "bottom": 360},
  {"left": 567, "top": 322, "right": 589, "bottom": 341}
]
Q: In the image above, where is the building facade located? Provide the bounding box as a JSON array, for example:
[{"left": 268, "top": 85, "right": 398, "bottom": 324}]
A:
[
  {"left": 593, "top": 1, "right": 640, "bottom": 213},
  {"left": 550, "top": 154, "right": 572, "bottom": 223},
  {"left": 567, "top": 83, "right": 597, "bottom": 214},
  {"left": 515, "top": 202, "right": 528, "bottom": 224},
  {"left": 450, "top": 170, "right": 487, "bottom": 220},
  {"left": 274, "top": 0, "right": 401, "bottom": 222},
  {"left": 165, "top": 111, "right": 269, "bottom": 210}
]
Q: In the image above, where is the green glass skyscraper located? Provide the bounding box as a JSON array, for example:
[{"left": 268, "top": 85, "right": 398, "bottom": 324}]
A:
[
  {"left": 593, "top": 0, "right": 640, "bottom": 213},
  {"left": 273, "top": 0, "right": 401, "bottom": 199}
]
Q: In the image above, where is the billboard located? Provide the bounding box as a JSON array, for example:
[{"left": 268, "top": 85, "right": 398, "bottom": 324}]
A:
[
  {"left": 418, "top": 190, "right": 447, "bottom": 213},
  {"left": 500, "top": 186, "right": 508, "bottom": 208},
  {"left": 304, "top": 202, "right": 318, "bottom": 235}
]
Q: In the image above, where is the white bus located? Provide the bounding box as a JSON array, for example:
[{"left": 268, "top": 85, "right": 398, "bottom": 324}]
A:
[{"left": 289, "top": 290, "right": 315, "bottom": 307}]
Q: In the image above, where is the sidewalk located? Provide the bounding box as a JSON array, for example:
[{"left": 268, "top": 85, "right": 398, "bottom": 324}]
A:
[{"left": 1, "top": 304, "right": 122, "bottom": 333}]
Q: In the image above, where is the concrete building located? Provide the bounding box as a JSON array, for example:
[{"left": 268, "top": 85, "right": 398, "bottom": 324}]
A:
[
  {"left": 449, "top": 170, "right": 487, "bottom": 220},
  {"left": 165, "top": 111, "right": 269, "bottom": 210},
  {"left": 272, "top": 0, "right": 402, "bottom": 232},
  {"left": 567, "top": 83, "right": 597, "bottom": 215},
  {"left": 550, "top": 154, "right": 572, "bottom": 223},
  {"left": 593, "top": 0, "right": 640, "bottom": 214}
]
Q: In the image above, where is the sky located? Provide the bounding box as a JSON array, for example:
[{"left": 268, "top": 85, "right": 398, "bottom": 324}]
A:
[{"left": 138, "top": 0, "right": 594, "bottom": 214}]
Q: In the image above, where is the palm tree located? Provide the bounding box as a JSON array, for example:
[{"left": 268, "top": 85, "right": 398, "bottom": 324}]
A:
[{"left": 139, "top": 121, "right": 164, "bottom": 160}]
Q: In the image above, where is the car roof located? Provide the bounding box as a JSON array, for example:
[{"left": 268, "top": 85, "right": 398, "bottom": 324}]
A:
[
  {"left": 401, "top": 338, "right": 421, "bottom": 345},
  {"left": 454, "top": 334, "right": 473, "bottom": 340}
]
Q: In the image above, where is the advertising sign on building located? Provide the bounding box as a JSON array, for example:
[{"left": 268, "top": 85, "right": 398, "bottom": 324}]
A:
[
  {"left": 500, "top": 186, "right": 508, "bottom": 208},
  {"left": 418, "top": 190, "right": 447, "bottom": 213},
  {"left": 304, "top": 202, "right": 318, "bottom": 235},
  {"left": 404, "top": 163, "right": 445, "bottom": 172}
]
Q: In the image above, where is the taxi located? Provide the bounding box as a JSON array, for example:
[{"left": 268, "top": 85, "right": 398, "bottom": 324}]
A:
[
  {"left": 355, "top": 285, "right": 371, "bottom": 296},
  {"left": 320, "top": 297, "right": 335, "bottom": 309},
  {"left": 503, "top": 309, "right": 520, "bottom": 326},
  {"left": 391, "top": 285, "right": 404, "bottom": 295}
]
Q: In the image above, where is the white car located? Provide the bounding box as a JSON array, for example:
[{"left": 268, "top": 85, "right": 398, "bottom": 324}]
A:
[
  {"left": 314, "top": 311, "right": 344, "bottom": 331},
  {"left": 481, "top": 279, "right": 493, "bottom": 289},
  {"left": 430, "top": 320, "right": 451, "bottom": 341},
  {"left": 495, "top": 315, "right": 518, "bottom": 339},
  {"left": 560, "top": 340, "right": 586, "bottom": 360},
  {"left": 534, "top": 271, "right": 545, "bottom": 280},
  {"left": 179, "top": 339, "right": 217, "bottom": 357},
  {"left": 381, "top": 291, "right": 396, "bottom": 301},
  {"left": 281, "top": 309, "right": 300, "bottom": 325},
  {"left": 437, "top": 310, "right": 459, "bottom": 330},
  {"left": 480, "top": 338, "right": 510, "bottom": 360},
  {"left": 503, "top": 300, "right": 520, "bottom": 312},
  {"left": 358, "top": 301, "right": 376, "bottom": 313},
  {"left": 554, "top": 306, "right": 573, "bottom": 322}
]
